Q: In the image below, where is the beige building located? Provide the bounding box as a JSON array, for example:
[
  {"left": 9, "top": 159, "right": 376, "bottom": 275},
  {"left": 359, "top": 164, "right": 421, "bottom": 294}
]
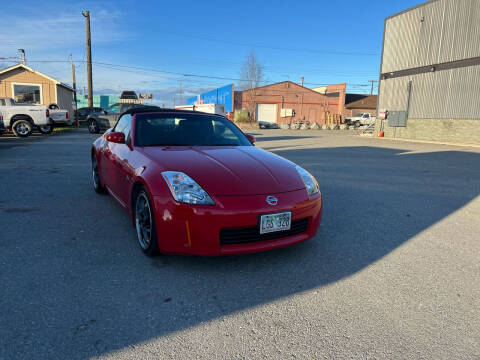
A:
[{"left": 0, "top": 63, "right": 75, "bottom": 117}]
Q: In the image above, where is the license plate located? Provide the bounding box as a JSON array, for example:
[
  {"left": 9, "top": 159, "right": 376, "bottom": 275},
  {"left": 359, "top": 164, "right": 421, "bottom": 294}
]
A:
[{"left": 260, "top": 212, "right": 291, "bottom": 234}]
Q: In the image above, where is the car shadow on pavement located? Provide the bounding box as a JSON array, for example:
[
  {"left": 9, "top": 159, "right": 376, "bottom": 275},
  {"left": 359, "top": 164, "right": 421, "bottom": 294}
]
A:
[{"left": 1, "top": 141, "right": 479, "bottom": 358}]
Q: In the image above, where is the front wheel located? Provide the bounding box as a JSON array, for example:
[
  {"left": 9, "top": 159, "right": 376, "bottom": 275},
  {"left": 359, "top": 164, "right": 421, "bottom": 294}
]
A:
[
  {"left": 88, "top": 119, "right": 99, "bottom": 134},
  {"left": 38, "top": 122, "right": 54, "bottom": 134},
  {"left": 135, "top": 188, "right": 159, "bottom": 256},
  {"left": 12, "top": 120, "right": 33, "bottom": 137}
]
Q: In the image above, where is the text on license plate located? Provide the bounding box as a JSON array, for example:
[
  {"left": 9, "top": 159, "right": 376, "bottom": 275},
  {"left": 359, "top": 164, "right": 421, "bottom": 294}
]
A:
[{"left": 260, "top": 212, "right": 291, "bottom": 234}]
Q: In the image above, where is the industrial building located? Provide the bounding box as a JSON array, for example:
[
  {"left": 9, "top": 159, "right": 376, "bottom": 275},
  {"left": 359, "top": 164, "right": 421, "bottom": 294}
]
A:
[
  {"left": 234, "top": 81, "right": 346, "bottom": 126},
  {"left": 344, "top": 94, "right": 377, "bottom": 118},
  {"left": 377, "top": 0, "right": 480, "bottom": 145},
  {"left": 187, "top": 84, "right": 234, "bottom": 113},
  {"left": 76, "top": 94, "right": 119, "bottom": 109}
]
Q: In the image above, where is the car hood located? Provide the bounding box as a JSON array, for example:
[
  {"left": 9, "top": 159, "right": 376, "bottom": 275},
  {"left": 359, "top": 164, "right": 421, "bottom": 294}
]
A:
[{"left": 140, "top": 146, "right": 306, "bottom": 196}]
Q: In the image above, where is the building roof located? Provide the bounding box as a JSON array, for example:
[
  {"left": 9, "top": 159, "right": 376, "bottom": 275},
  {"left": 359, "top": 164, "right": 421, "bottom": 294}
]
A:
[
  {"left": 0, "top": 63, "right": 75, "bottom": 92},
  {"left": 386, "top": 0, "right": 438, "bottom": 21},
  {"left": 242, "top": 80, "right": 327, "bottom": 97},
  {"left": 345, "top": 94, "right": 377, "bottom": 109}
]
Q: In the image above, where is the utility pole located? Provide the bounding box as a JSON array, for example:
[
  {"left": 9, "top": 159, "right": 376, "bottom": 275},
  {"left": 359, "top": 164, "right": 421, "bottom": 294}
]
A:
[
  {"left": 172, "top": 96, "right": 176, "bottom": 108},
  {"left": 179, "top": 81, "right": 183, "bottom": 105},
  {"left": 82, "top": 10, "right": 93, "bottom": 107},
  {"left": 69, "top": 54, "right": 77, "bottom": 109},
  {"left": 368, "top": 80, "right": 378, "bottom": 95},
  {"left": 300, "top": 76, "right": 304, "bottom": 87}
]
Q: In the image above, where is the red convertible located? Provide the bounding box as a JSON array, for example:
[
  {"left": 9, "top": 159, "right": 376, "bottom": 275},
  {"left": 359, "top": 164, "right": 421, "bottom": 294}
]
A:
[{"left": 91, "top": 107, "right": 322, "bottom": 256}]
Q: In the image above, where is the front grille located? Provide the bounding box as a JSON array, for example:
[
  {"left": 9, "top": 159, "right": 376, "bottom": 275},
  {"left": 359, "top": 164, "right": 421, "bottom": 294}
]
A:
[{"left": 220, "top": 218, "right": 309, "bottom": 245}]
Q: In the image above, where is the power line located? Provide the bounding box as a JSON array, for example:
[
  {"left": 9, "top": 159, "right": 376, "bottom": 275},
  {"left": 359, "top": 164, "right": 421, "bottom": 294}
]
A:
[{"left": 20, "top": 59, "right": 374, "bottom": 87}]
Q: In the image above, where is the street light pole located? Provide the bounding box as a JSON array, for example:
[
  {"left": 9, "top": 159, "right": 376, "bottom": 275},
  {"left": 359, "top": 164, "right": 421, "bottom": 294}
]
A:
[
  {"left": 82, "top": 10, "right": 93, "bottom": 108},
  {"left": 18, "top": 49, "right": 25, "bottom": 64}
]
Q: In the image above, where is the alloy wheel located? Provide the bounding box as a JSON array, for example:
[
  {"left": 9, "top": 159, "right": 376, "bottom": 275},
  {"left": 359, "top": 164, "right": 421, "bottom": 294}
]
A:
[
  {"left": 135, "top": 192, "right": 152, "bottom": 250},
  {"left": 17, "top": 123, "right": 30, "bottom": 135},
  {"left": 92, "top": 158, "right": 100, "bottom": 189}
]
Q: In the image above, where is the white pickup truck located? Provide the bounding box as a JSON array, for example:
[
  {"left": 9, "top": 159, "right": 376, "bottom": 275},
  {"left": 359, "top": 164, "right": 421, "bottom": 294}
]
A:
[
  {"left": 47, "top": 103, "right": 71, "bottom": 126},
  {"left": 0, "top": 97, "right": 55, "bottom": 137},
  {"left": 0, "top": 109, "right": 6, "bottom": 135},
  {"left": 346, "top": 113, "right": 376, "bottom": 127}
]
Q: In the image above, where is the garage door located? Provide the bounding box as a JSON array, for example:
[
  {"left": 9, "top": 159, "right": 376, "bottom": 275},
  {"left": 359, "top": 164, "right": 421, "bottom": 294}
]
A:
[{"left": 256, "top": 104, "right": 277, "bottom": 123}]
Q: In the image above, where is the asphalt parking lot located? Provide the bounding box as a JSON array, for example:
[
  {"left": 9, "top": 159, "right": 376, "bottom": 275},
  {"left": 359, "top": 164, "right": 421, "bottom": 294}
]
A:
[{"left": 1, "top": 129, "right": 479, "bottom": 359}]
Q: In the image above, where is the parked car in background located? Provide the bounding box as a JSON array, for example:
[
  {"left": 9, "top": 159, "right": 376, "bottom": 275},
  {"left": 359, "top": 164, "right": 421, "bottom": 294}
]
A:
[
  {"left": 47, "top": 103, "right": 71, "bottom": 128},
  {"left": 258, "top": 121, "right": 279, "bottom": 129},
  {"left": 74, "top": 107, "right": 103, "bottom": 122},
  {"left": 120, "top": 90, "right": 138, "bottom": 100},
  {"left": 86, "top": 103, "right": 150, "bottom": 133},
  {"left": 91, "top": 107, "right": 322, "bottom": 256},
  {"left": 0, "top": 97, "right": 51, "bottom": 137},
  {"left": 345, "top": 113, "right": 376, "bottom": 127}
]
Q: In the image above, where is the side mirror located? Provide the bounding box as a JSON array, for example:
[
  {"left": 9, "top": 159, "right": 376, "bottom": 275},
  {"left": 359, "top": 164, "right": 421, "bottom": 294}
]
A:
[
  {"left": 103, "top": 110, "right": 108, "bottom": 115},
  {"left": 245, "top": 133, "right": 256, "bottom": 144},
  {"left": 106, "top": 132, "right": 125, "bottom": 144}
]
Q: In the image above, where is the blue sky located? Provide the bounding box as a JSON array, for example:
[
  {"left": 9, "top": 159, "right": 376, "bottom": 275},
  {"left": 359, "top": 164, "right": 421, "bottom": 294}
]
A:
[{"left": 0, "top": 0, "right": 422, "bottom": 105}]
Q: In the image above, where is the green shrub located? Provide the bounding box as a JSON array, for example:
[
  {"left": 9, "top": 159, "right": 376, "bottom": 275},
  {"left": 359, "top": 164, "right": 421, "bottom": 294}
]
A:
[{"left": 234, "top": 109, "right": 254, "bottom": 123}]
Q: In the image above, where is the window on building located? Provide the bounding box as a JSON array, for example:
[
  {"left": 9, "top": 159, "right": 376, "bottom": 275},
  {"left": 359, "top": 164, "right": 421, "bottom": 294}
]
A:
[{"left": 13, "top": 84, "right": 42, "bottom": 104}]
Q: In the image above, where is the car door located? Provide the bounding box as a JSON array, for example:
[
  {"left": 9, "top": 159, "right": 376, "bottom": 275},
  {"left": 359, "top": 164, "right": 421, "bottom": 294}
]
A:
[
  {"left": 96, "top": 104, "right": 120, "bottom": 129},
  {"left": 98, "top": 128, "right": 115, "bottom": 192},
  {"left": 109, "top": 114, "right": 134, "bottom": 206}
]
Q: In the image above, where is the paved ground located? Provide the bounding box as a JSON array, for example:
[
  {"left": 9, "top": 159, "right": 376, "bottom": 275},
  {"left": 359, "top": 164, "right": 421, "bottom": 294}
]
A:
[{"left": 1, "top": 129, "right": 479, "bottom": 359}]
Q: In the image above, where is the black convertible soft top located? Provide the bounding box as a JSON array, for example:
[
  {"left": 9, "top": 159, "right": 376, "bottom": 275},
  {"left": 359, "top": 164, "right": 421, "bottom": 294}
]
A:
[{"left": 121, "top": 105, "right": 226, "bottom": 118}]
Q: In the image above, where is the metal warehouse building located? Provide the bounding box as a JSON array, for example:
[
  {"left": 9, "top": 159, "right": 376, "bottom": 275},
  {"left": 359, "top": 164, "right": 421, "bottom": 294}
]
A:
[{"left": 376, "top": 0, "right": 480, "bottom": 145}]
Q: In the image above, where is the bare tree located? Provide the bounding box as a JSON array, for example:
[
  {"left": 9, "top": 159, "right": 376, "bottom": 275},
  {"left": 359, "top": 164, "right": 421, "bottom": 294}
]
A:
[{"left": 239, "top": 50, "right": 264, "bottom": 120}]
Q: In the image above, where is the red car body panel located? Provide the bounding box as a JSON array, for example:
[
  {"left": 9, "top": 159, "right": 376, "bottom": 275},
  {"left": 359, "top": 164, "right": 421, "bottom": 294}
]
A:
[{"left": 92, "top": 112, "right": 322, "bottom": 255}]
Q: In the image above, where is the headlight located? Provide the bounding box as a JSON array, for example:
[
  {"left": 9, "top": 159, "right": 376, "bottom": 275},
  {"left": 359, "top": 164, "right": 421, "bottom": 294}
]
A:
[
  {"left": 162, "top": 171, "right": 215, "bottom": 205},
  {"left": 295, "top": 165, "right": 320, "bottom": 196}
]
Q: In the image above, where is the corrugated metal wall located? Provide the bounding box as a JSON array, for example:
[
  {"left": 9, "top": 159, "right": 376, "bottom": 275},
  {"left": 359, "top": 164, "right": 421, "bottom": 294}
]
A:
[
  {"left": 379, "top": 0, "right": 480, "bottom": 119},
  {"left": 187, "top": 84, "right": 234, "bottom": 112},
  {"left": 382, "top": 0, "right": 480, "bottom": 73},
  {"left": 379, "top": 64, "right": 480, "bottom": 119}
]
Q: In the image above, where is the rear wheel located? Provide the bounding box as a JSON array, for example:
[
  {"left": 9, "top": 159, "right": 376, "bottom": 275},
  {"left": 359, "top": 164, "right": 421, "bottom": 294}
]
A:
[
  {"left": 92, "top": 156, "right": 106, "bottom": 193},
  {"left": 135, "top": 188, "right": 159, "bottom": 256},
  {"left": 88, "top": 119, "right": 99, "bottom": 134},
  {"left": 12, "top": 120, "right": 33, "bottom": 137}
]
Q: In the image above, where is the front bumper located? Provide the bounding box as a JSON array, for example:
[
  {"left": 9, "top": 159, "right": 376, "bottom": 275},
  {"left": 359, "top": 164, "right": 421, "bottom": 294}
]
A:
[{"left": 152, "top": 189, "right": 322, "bottom": 255}]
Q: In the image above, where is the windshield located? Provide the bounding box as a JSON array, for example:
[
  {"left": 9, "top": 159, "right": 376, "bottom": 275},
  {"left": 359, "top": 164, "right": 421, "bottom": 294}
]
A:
[
  {"left": 135, "top": 113, "right": 252, "bottom": 147},
  {"left": 106, "top": 104, "right": 119, "bottom": 113}
]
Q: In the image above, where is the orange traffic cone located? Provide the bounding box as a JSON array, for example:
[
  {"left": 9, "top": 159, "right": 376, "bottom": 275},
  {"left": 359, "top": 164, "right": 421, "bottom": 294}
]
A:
[{"left": 378, "top": 131, "right": 384, "bottom": 137}]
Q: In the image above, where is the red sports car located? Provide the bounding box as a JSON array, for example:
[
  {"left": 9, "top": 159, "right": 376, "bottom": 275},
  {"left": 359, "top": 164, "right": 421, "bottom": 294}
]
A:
[{"left": 91, "top": 107, "right": 322, "bottom": 256}]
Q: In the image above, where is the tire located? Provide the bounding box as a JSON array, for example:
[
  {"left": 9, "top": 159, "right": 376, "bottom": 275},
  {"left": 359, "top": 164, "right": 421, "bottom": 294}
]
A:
[
  {"left": 88, "top": 119, "right": 99, "bottom": 134},
  {"left": 134, "top": 187, "right": 159, "bottom": 256},
  {"left": 91, "top": 156, "right": 106, "bottom": 194},
  {"left": 12, "top": 120, "right": 33, "bottom": 137},
  {"left": 38, "top": 121, "right": 54, "bottom": 135}
]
